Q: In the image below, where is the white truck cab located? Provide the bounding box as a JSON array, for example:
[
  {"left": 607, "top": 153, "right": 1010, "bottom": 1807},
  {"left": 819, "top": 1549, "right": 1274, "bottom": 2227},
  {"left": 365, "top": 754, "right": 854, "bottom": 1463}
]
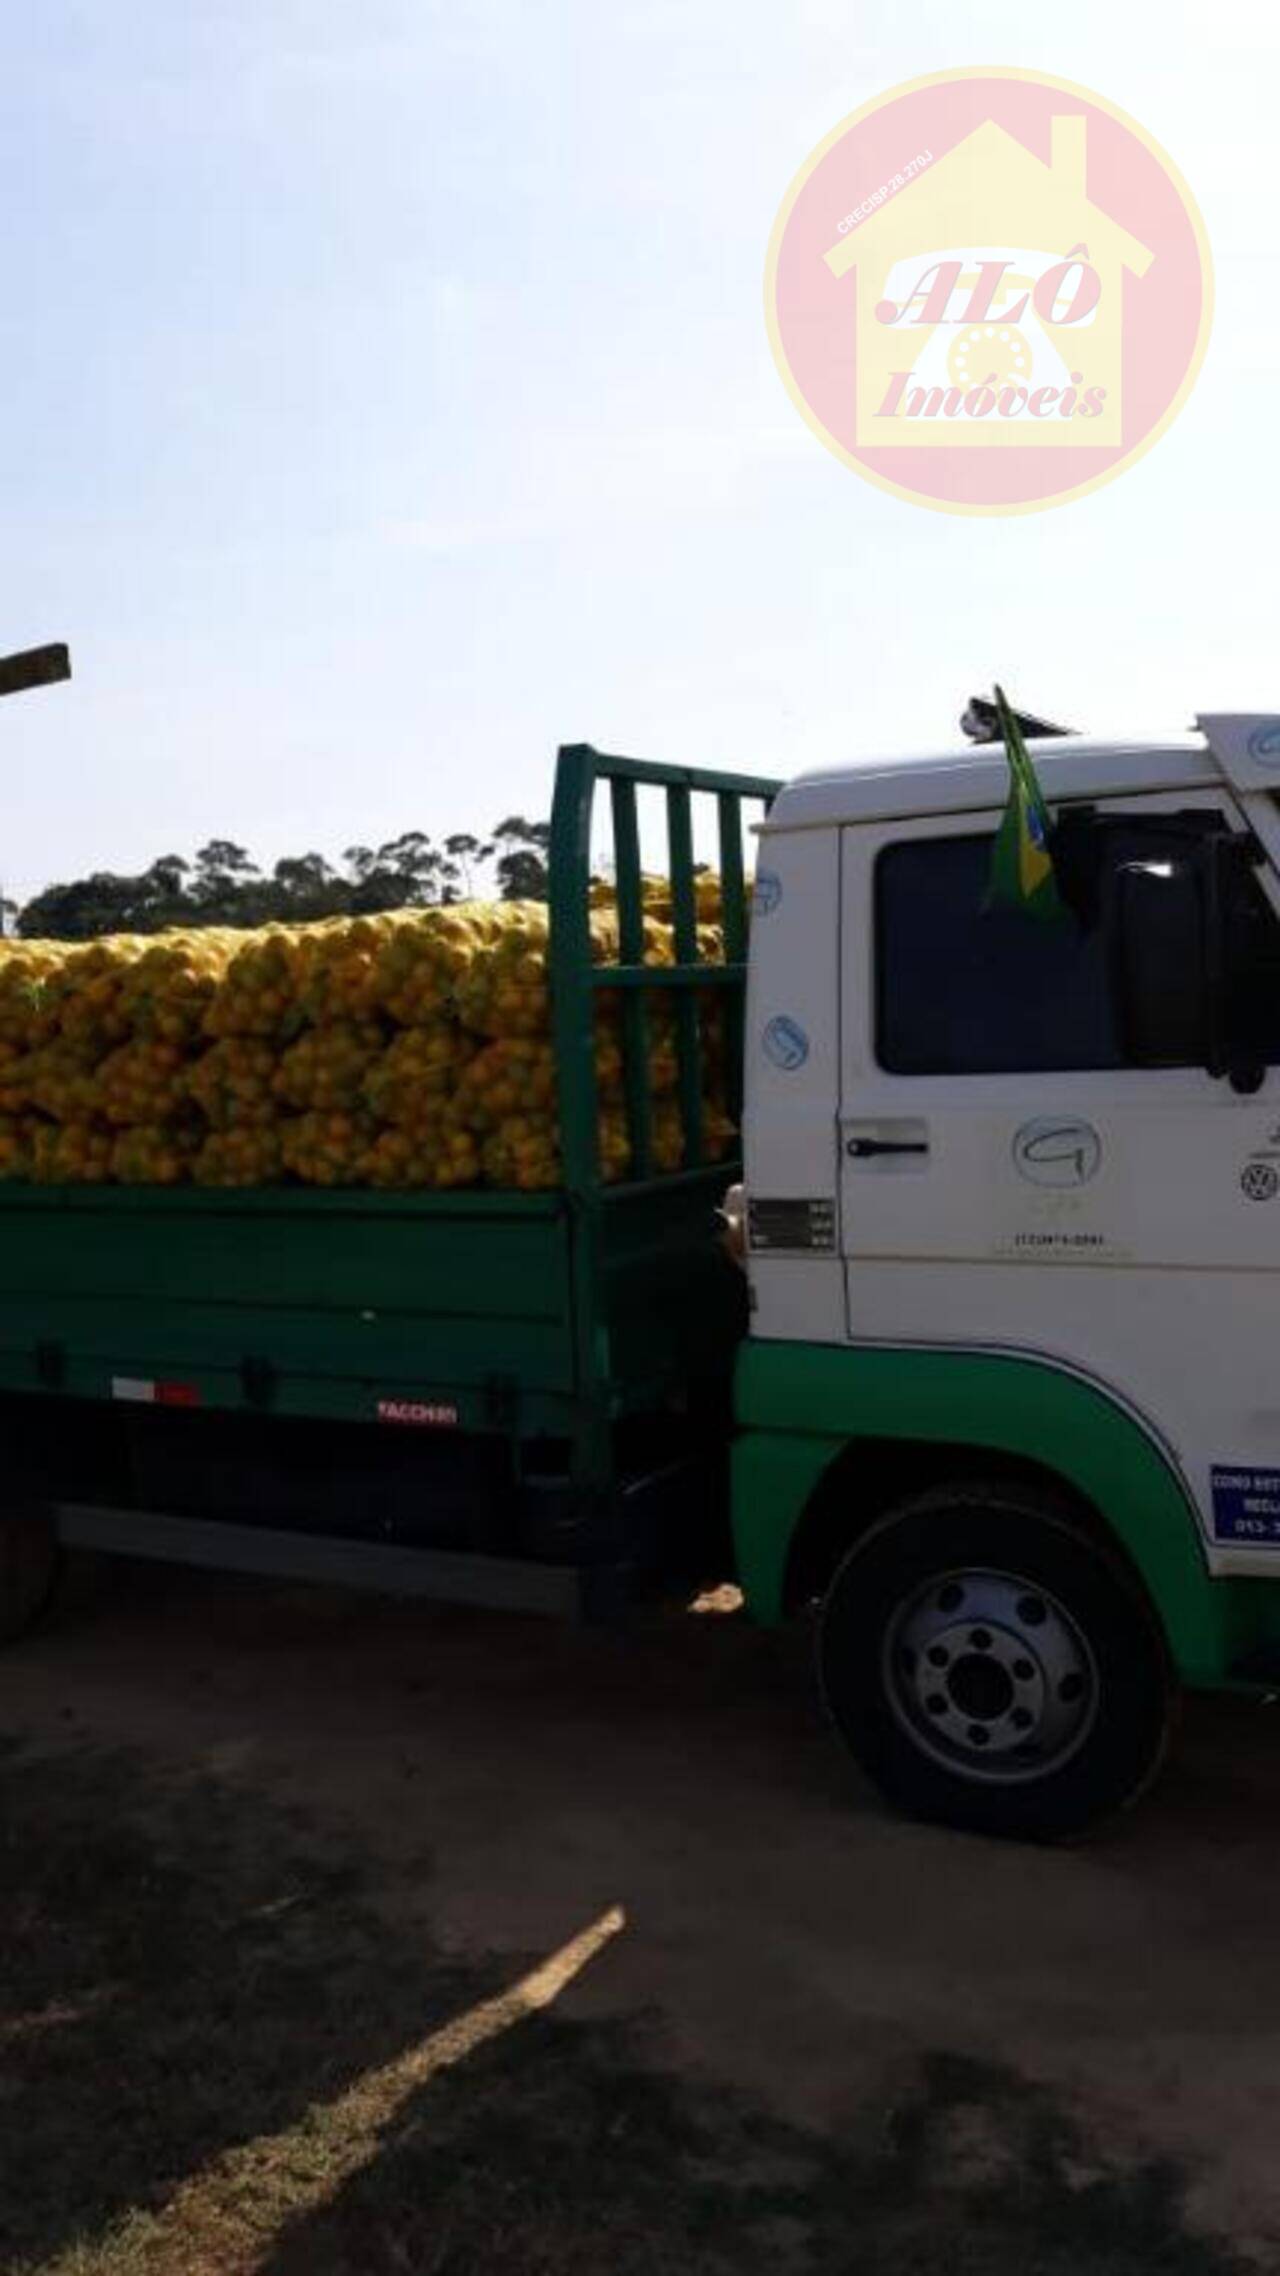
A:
[{"left": 733, "top": 714, "right": 1280, "bottom": 1837}]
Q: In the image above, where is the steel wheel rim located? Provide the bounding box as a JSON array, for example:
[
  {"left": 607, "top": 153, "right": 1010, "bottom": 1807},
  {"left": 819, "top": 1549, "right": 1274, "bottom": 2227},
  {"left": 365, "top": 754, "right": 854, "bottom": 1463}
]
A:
[{"left": 882, "top": 1566, "right": 1100, "bottom": 1785}]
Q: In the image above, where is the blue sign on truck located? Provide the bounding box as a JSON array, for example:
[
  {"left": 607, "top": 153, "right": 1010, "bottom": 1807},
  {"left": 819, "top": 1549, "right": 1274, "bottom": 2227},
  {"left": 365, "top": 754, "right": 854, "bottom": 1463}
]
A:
[{"left": 1211, "top": 1467, "right": 1280, "bottom": 1544}]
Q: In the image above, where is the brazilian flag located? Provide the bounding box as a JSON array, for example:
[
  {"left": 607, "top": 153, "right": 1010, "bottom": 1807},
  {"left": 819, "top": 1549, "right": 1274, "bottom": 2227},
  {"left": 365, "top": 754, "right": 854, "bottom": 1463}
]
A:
[{"left": 986, "top": 683, "right": 1064, "bottom": 921}]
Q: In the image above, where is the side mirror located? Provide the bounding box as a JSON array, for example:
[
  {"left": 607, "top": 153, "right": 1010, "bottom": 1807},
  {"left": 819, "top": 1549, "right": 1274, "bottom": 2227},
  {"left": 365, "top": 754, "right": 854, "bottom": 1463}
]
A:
[
  {"left": 1108, "top": 833, "right": 1269, "bottom": 1092},
  {"left": 1107, "top": 853, "right": 1214, "bottom": 1068},
  {"left": 1209, "top": 832, "right": 1272, "bottom": 1094}
]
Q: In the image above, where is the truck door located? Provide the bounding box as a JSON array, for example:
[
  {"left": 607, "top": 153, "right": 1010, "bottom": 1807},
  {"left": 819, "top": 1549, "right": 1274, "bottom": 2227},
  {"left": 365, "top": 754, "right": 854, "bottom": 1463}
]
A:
[{"left": 837, "top": 789, "right": 1280, "bottom": 1574}]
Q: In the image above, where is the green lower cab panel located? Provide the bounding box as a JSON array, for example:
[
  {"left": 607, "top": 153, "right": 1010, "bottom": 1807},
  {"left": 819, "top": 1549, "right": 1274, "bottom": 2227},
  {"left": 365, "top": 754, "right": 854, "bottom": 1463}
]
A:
[{"left": 732, "top": 1339, "right": 1280, "bottom": 1691}]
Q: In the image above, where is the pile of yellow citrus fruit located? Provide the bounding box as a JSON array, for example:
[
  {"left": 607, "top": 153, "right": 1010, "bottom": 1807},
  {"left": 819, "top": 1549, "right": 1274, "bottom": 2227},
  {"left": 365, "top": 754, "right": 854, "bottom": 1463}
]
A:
[{"left": 0, "top": 887, "right": 739, "bottom": 1189}]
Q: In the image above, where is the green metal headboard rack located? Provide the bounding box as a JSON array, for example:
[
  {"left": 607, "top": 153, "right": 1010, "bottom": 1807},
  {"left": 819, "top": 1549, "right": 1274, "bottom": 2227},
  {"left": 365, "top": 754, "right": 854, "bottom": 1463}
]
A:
[{"left": 548, "top": 743, "right": 779, "bottom": 1486}]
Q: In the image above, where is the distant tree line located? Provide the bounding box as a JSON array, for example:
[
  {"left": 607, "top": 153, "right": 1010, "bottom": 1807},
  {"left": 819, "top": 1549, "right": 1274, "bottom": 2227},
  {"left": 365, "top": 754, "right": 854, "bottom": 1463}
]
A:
[{"left": 13, "top": 817, "right": 552, "bottom": 940}]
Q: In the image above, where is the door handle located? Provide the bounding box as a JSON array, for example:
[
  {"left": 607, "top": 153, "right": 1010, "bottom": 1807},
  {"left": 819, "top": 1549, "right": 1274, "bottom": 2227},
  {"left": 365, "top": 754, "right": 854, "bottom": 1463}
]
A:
[{"left": 845, "top": 1137, "right": 930, "bottom": 1159}]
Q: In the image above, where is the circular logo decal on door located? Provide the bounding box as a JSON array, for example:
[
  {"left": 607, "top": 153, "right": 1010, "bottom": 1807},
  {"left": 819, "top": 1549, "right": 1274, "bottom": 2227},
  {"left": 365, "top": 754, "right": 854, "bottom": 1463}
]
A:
[
  {"left": 761, "top": 1015, "right": 810, "bottom": 1071},
  {"left": 1012, "top": 1117, "right": 1102, "bottom": 1187},
  {"left": 1246, "top": 722, "right": 1280, "bottom": 765}
]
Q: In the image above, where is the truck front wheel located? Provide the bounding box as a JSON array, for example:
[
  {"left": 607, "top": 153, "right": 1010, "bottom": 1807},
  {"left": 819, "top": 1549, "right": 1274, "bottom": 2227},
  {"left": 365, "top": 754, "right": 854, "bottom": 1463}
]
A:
[
  {"left": 817, "top": 1487, "right": 1172, "bottom": 1841},
  {"left": 0, "top": 1510, "right": 59, "bottom": 1644}
]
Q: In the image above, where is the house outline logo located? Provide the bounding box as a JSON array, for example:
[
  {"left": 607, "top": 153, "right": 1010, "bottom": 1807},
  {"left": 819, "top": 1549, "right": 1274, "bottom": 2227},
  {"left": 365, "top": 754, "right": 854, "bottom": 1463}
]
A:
[
  {"left": 826, "top": 116, "right": 1153, "bottom": 455},
  {"left": 765, "top": 68, "right": 1213, "bottom": 516}
]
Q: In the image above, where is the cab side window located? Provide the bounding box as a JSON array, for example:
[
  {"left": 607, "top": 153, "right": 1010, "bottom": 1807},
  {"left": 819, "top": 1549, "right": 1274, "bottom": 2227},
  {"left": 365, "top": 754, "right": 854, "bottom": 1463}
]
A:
[
  {"left": 875, "top": 834, "right": 1121, "bottom": 1075},
  {"left": 875, "top": 824, "right": 1280, "bottom": 1077}
]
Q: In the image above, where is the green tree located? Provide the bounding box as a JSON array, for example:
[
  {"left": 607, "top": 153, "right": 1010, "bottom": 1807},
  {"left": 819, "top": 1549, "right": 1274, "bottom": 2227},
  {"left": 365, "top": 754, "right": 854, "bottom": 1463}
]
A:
[
  {"left": 16, "top": 810, "right": 554, "bottom": 937},
  {"left": 492, "top": 816, "right": 550, "bottom": 901},
  {"left": 444, "top": 832, "right": 493, "bottom": 898}
]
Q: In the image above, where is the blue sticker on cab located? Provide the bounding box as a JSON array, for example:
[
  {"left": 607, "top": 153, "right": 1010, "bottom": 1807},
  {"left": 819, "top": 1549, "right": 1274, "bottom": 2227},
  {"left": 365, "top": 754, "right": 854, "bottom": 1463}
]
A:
[
  {"left": 1246, "top": 721, "right": 1280, "bottom": 764},
  {"left": 1211, "top": 1466, "right": 1280, "bottom": 1544},
  {"left": 753, "top": 870, "right": 782, "bottom": 916},
  {"left": 762, "top": 1015, "right": 809, "bottom": 1071}
]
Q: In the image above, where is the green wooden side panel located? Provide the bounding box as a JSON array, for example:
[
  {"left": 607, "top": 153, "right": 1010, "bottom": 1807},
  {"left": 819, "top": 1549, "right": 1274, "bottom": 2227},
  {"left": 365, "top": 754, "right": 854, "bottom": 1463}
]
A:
[
  {"left": 0, "top": 1186, "right": 579, "bottom": 1426},
  {"left": 731, "top": 1339, "right": 1280, "bottom": 1688},
  {"left": 0, "top": 1176, "right": 747, "bottom": 1434}
]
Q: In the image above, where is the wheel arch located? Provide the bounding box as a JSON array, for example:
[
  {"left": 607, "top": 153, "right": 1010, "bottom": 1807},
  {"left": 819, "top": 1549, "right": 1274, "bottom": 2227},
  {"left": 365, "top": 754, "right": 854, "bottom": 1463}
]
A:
[
  {"left": 784, "top": 1436, "right": 1139, "bottom": 1611},
  {"left": 731, "top": 1341, "right": 1227, "bottom": 1685}
]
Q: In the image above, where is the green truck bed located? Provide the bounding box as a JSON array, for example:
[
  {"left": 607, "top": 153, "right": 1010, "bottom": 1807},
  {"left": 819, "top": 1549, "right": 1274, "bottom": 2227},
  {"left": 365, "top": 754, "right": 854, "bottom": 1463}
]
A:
[{"left": 0, "top": 745, "right": 778, "bottom": 1615}]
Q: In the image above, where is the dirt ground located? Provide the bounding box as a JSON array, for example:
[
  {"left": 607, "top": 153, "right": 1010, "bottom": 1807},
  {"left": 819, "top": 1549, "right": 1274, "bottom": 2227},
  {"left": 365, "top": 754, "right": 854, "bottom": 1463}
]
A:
[{"left": 3, "top": 1555, "right": 1280, "bottom": 2274}]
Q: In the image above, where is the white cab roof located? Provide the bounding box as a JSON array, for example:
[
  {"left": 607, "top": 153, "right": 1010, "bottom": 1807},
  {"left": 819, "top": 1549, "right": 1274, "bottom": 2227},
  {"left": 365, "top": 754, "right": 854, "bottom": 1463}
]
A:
[
  {"left": 763, "top": 715, "right": 1280, "bottom": 833},
  {"left": 765, "top": 734, "right": 1216, "bottom": 833}
]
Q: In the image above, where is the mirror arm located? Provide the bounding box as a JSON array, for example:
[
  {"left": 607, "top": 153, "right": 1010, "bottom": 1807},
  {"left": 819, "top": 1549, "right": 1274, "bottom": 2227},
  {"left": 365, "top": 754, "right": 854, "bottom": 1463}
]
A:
[
  {"left": 1207, "top": 833, "right": 1268, "bottom": 1093},
  {"left": 1202, "top": 837, "right": 1230, "bottom": 1081}
]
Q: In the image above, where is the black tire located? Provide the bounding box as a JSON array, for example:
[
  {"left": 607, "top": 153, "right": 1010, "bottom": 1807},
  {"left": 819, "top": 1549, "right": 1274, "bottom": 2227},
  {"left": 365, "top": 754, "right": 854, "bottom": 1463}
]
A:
[
  {"left": 817, "top": 1485, "right": 1172, "bottom": 1841},
  {"left": 0, "top": 1510, "right": 59, "bottom": 1645}
]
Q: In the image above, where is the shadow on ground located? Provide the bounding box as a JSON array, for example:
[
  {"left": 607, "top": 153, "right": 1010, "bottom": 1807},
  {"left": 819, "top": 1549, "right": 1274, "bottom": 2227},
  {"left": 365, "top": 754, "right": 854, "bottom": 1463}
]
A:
[{"left": 0, "top": 1733, "right": 1249, "bottom": 2276}]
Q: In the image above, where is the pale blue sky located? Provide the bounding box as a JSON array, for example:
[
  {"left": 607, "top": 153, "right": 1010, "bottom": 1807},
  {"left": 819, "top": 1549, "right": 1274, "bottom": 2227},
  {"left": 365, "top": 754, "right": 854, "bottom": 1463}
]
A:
[{"left": 1, "top": 0, "right": 1275, "bottom": 901}]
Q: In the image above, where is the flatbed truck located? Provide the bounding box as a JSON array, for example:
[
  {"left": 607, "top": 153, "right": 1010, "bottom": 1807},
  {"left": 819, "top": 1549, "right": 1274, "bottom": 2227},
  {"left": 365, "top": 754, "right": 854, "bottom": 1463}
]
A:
[{"left": 9, "top": 720, "right": 1280, "bottom": 1839}]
